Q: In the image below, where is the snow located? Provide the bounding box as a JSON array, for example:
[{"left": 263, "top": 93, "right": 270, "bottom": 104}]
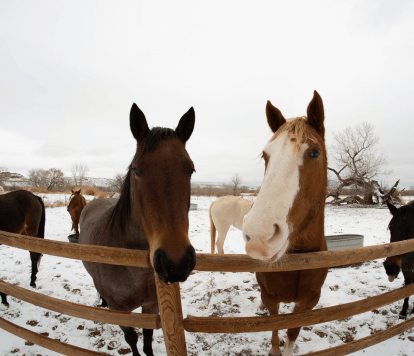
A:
[{"left": 0, "top": 195, "right": 413, "bottom": 355}]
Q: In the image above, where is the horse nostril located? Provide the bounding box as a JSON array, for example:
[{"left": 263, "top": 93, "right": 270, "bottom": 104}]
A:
[
  {"left": 244, "top": 234, "right": 251, "bottom": 242},
  {"left": 153, "top": 246, "right": 196, "bottom": 284}
]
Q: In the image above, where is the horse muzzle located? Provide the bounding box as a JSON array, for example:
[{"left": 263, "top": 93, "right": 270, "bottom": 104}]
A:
[{"left": 153, "top": 245, "right": 196, "bottom": 284}]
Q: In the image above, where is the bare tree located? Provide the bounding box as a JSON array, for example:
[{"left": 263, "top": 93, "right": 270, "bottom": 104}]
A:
[
  {"left": 230, "top": 173, "right": 243, "bottom": 196},
  {"left": 27, "top": 169, "right": 48, "bottom": 188},
  {"left": 109, "top": 172, "right": 125, "bottom": 192},
  {"left": 45, "top": 168, "right": 65, "bottom": 190},
  {"left": 71, "top": 162, "right": 90, "bottom": 186},
  {"left": 328, "top": 122, "right": 394, "bottom": 205}
]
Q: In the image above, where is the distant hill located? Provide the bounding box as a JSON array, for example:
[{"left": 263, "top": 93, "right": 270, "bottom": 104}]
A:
[{"left": 0, "top": 172, "right": 112, "bottom": 188}]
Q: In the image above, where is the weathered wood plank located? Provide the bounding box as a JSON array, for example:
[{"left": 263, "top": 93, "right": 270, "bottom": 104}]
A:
[
  {"left": 0, "top": 280, "right": 161, "bottom": 329},
  {"left": 2, "top": 230, "right": 414, "bottom": 272},
  {"left": 0, "top": 315, "right": 107, "bottom": 356},
  {"left": 183, "top": 283, "right": 414, "bottom": 333},
  {"left": 195, "top": 238, "right": 414, "bottom": 272},
  {"left": 0, "top": 230, "right": 151, "bottom": 267},
  {"left": 300, "top": 316, "right": 414, "bottom": 356},
  {"left": 155, "top": 275, "right": 187, "bottom": 356}
]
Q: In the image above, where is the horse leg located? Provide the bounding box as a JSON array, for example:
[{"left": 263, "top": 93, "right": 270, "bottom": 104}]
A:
[
  {"left": 283, "top": 293, "right": 321, "bottom": 356},
  {"left": 74, "top": 218, "right": 80, "bottom": 234},
  {"left": 120, "top": 326, "right": 141, "bottom": 356},
  {"left": 399, "top": 261, "right": 413, "bottom": 319},
  {"left": 99, "top": 296, "right": 108, "bottom": 308},
  {"left": 0, "top": 292, "right": 9, "bottom": 307},
  {"left": 29, "top": 251, "right": 42, "bottom": 287},
  {"left": 260, "top": 290, "right": 281, "bottom": 356},
  {"left": 142, "top": 303, "right": 158, "bottom": 356},
  {"left": 216, "top": 227, "right": 230, "bottom": 254},
  {"left": 25, "top": 225, "right": 42, "bottom": 288}
]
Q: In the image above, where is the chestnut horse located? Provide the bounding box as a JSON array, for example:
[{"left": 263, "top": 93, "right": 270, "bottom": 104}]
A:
[
  {"left": 67, "top": 189, "right": 87, "bottom": 234},
  {"left": 79, "top": 103, "right": 196, "bottom": 356},
  {"left": 383, "top": 200, "right": 414, "bottom": 319},
  {"left": 242, "top": 91, "right": 328, "bottom": 356},
  {"left": 209, "top": 196, "right": 254, "bottom": 254},
  {"left": 0, "top": 190, "right": 46, "bottom": 306}
]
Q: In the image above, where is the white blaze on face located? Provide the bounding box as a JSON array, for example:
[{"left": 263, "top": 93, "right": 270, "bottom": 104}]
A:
[{"left": 242, "top": 132, "right": 308, "bottom": 261}]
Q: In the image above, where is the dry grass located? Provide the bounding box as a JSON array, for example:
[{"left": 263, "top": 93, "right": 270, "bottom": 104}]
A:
[
  {"left": 31, "top": 187, "right": 49, "bottom": 193},
  {"left": 191, "top": 185, "right": 259, "bottom": 197},
  {"left": 43, "top": 200, "right": 66, "bottom": 209},
  {"left": 95, "top": 191, "right": 111, "bottom": 199},
  {"left": 71, "top": 186, "right": 99, "bottom": 196}
]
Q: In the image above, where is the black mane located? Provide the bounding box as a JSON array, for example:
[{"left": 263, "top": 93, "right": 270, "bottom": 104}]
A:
[{"left": 110, "top": 127, "right": 178, "bottom": 233}]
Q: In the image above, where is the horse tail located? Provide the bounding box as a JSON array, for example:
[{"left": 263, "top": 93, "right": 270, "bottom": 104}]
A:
[
  {"left": 209, "top": 202, "right": 216, "bottom": 254},
  {"left": 36, "top": 196, "right": 46, "bottom": 239}
]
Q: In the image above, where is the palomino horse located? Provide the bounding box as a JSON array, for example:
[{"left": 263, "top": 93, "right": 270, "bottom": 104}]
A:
[
  {"left": 242, "top": 91, "right": 328, "bottom": 356},
  {"left": 383, "top": 200, "right": 414, "bottom": 319},
  {"left": 0, "top": 190, "right": 46, "bottom": 306},
  {"left": 209, "top": 196, "right": 254, "bottom": 254},
  {"left": 67, "top": 189, "right": 87, "bottom": 234},
  {"left": 79, "top": 103, "right": 196, "bottom": 356}
]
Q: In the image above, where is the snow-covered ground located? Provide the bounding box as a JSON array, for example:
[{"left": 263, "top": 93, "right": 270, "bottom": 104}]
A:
[{"left": 0, "top": 195, "right": 413, "bottom": 356}]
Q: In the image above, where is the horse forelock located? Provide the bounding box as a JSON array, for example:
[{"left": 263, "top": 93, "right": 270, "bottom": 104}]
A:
[{"left": 268, "top": 116, "right": 317, "bottom": 154}]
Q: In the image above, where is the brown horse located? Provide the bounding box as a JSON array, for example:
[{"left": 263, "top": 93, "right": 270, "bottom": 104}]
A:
[
  {"left": 0, "top": 190, "right": 46, "bottom": 306},
  {"left": 67, "top": 189, "right": 87, "bottom": 234},
  {"left": 79, "top": 103, "right": 196, "bottom": 356},
  {"left": 242, "top": 91, "right": 328, "bottom": 356}
]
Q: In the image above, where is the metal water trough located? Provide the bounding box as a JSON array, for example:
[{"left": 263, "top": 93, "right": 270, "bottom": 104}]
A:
[
  {"left": 68, "top": 233, "right": 79, "bottom": 243},
  {"left": 325, "top": 234, "right": 364, "bottom": 250}
]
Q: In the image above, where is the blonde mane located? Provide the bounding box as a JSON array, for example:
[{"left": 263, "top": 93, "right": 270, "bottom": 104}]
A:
[{"left": 269, "top": 116, "right": 317, "bottom": 153}]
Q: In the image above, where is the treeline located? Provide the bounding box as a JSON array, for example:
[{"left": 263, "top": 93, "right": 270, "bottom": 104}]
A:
[{"left": 191, "top": 184, "right": 259, "bottom": 197}]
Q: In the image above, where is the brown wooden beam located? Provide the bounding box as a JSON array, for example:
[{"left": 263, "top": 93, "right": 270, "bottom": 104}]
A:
[
  {"left": 0, "top": 280, "right": 161, "bottom": 329},
  {"left": 0, "top": 315, "right": 107, "bottom": 356},
  {"left": 183, "top": 283, "right": 414, "bottom": 333},
  {"left": 300, "top": 316, "right": 414, "bottom": 356}
]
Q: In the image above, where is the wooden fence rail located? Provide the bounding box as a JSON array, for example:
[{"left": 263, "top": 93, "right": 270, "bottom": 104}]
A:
[
  {"left": 1, "top": 229, "right": 414, "bottom": 356},
  {"left": 183, "top": 283, "right": 414, "bottom": 333},
  {"left": 0, "top": 281, "right": 161, "bottom": 329},
  {"left": 0, "top": 315, "right": 107, "bottom": 356},
  {"left": 2, "top": 230, "right": 414, "bottom": 271}
]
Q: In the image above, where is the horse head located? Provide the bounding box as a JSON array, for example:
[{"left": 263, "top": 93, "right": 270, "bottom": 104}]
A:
[
  {"left": 126, "top": 103, "right": 196, "bottom": 284},
  {"left": 242, "top": 91, "right": 327, "bottom": 262},
  {"left": 67, "top": 189, "right": 82, "bottom": 213}
]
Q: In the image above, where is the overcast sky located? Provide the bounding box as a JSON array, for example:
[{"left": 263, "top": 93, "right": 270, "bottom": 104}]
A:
[{"left": 1, "top": 0, "right": 413, "bottom": 188}]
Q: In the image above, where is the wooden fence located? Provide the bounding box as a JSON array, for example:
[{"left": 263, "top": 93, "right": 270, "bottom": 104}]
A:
[{"left": 1, "top": 230, "right": 414, "bottom": 355}]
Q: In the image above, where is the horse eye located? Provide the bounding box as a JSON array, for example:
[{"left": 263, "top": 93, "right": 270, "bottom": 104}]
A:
[
  {"left": 309, "top": 149, "right": 320, "bottom": 159},
  {"left": 189, "top": 168, "right": 196, "bottom": 177},
  {"left": 132, "top": 168, "right": 142, "bottom": 177}
]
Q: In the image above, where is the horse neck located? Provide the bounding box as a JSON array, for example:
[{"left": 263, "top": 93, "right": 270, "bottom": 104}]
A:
[{"left": 289, "top": 203, "right": 326, "bottom": 253}]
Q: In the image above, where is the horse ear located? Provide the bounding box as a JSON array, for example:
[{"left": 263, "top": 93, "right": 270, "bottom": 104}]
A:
[
  {"left": 175, "top": 107, "right": 195, "bottom": 144},
  {"left": 130, "top": 103, "right": 150, "bottom": 142},
  {"left": 307, "top": 90, "right": 325, "bottom": 139},
  {"left": 78, "top": 189, "right": 82, "bottom": 194},
  {"left": 266, "top": 101, "right": 286, "bottom": 133},
  {"left": 386, "top": 200, "right": 398, "bottom": 216}
]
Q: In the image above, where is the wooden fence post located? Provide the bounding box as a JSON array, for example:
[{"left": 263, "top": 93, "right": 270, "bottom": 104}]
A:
[{"left": 155, "top": 274, "right": 187, "bottom": 356}]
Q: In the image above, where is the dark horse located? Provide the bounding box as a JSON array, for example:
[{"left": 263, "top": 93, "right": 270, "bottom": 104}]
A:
[
  {"left": 67, "top": 188, "right": 87, "bottom": 234},
  {"left": 0, "top": 190, "right": 46, "bottom": 306},
  {"left": 79, "top": 103, "right": 196, "bottom": 356},
  {"left": 242, "top": 91, "right": 328, "bottom": 356},
  {"left": 383, "top": 200, "right": 414, "bottom": 319}
]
